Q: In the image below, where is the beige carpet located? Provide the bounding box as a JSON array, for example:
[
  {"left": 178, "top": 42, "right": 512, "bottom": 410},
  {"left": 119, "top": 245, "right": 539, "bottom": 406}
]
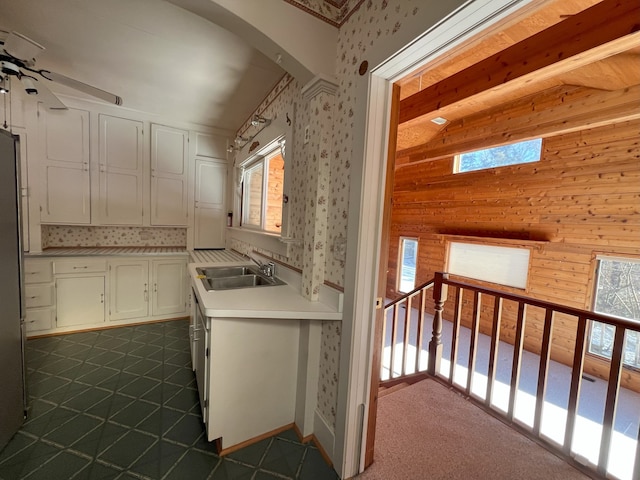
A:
[{"left": 356, "top": 379, "right": 592, "bottom": 480}]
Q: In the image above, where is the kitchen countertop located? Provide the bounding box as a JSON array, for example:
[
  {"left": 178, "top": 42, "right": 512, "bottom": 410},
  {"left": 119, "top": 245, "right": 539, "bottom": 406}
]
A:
[
  {"left": 26, "top": 247, "right": 189, "bottom": 257},
  {"left": 189, "top": 259, "right": 343, "bottom": 321}
]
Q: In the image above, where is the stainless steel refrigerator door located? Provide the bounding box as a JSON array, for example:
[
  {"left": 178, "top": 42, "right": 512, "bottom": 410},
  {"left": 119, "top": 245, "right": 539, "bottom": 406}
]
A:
[{"left": 0, "top": 129, "right": 25, "bottom": 450}]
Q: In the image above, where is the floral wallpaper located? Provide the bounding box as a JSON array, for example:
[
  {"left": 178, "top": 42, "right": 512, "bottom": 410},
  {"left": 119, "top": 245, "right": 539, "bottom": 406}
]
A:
[
  {"left": 284, "top": 0, "right": 365, "bottom": 26},
  {"left": 236, "top": 0, "right": 428, "bottom": 431},
  {"left": 42, "top": 225, "right": 187, "bottom": 248}
]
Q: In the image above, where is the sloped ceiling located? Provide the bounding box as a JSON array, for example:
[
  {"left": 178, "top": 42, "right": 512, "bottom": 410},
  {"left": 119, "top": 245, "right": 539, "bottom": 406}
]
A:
[{"left": 0, "top": 0, "right": 286, "bottom": 131}]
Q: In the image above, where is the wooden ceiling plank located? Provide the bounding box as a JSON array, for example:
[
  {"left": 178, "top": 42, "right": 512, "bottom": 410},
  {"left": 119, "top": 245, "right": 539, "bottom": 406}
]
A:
[
  {"left": 398, "top": 84, "right": 640, "bottom": 163},
  {"left": 399, "top": 0, "right": 640, "bottom": 124}
]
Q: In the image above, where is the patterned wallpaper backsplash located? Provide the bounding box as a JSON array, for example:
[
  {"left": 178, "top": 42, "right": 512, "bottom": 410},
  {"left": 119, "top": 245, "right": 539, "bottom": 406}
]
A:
[
  {"left": 234, "top": 0, "right": 432, "bottom": 432},
  {"left": 42, "top": 225, "right": 187, "bottom": 248}
]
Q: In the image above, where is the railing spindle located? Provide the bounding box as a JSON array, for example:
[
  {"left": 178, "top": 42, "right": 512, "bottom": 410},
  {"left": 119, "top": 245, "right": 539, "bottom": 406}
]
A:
[
  {"left": 381, "top": 304, "right": 389, "bottom": 380},
  {"left": 598, "top": 325, "right": 626, "bottom": 475},
  {"left": 508, "top": 301, "right": 527, "bottom": 421},
  {"left": 428, "top": 272, "right": 448, "bottom": 376},
  {"left": 449, "top": 287, "right": 463, "bottom": 382},
  {"left": 415, "top": 288, "right": 427, "bottom": 374},
  {"left": 390, "top": 303, "right": 400, "bottom": 378},
  {"left": 467, "top": 291, "right": 482, "bottom": 396},
  {"left": 533, "top": 309, "right": 554, "bottom": 436},
  {"left": 401, "top": 294, "right": 413, "bottom": 376},
  {"left": 485, "top": 296, "right": 503, "bottom": 408},
  {"left": 564, "top": 316, "right": 588, "bottom": 454}
]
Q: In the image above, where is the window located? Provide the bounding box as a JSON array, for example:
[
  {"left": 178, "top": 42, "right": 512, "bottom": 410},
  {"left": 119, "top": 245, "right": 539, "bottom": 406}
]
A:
[
  {"left": 588, "top": 256, "right": 640, "bottom": 369},
  {"left": 398, "top": 237, "right": 418, "bottom": 293},
  {"left": 454, "top": 138, "right": 543, "bottom": 173},
  {"left": 241, "top": 146, "right": 284, "bottom": 233},
  {"left": 447, "top": 242, "right": 530, "bottom": 289}
]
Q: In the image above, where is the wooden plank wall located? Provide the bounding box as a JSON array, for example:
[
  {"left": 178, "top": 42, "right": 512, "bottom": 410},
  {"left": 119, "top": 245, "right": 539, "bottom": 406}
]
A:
[{"left": 388, "top": 119, "right": 640, "bottom": 391}]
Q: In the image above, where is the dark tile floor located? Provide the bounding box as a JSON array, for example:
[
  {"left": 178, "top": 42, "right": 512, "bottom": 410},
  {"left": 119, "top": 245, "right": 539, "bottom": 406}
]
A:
[{"left": 0, "top": 320, "right": 339, "bottom": 480}]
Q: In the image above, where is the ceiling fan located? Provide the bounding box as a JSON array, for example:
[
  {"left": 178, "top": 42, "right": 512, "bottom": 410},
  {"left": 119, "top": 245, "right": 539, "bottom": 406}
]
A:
[{"left": 0, "top": 31, "right": 122, "bottom": 109}]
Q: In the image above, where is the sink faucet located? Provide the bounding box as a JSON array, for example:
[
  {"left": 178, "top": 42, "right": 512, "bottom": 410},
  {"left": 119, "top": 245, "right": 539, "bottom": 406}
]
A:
[{"left": 248, "top": 254, "right": 276, "bottom": 277}]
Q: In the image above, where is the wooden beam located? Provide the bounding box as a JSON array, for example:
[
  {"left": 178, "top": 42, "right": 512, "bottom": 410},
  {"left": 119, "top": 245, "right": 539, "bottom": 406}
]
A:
[
  {"left": 397, "top": 84, "right": 640, "bottom": 163},
  {"left": 399, "top": 0, "right": 640, "bottom": 124}
]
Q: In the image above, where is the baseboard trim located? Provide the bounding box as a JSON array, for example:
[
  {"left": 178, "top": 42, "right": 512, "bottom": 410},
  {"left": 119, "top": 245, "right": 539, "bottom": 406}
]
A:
[
  {"left": 313, "top": 409, "right": 335, "bottom": 464},
  {"left": 218, "top": 423, "right": 296, "bottom": 456}
]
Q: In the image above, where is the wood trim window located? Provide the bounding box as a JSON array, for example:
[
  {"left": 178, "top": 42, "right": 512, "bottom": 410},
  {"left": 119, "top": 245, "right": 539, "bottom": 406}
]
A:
[
  {"left": 447, "top": 241, "right": 531, "bottom": 289},
  {"left": 241, "top": 147, "right": 284, "bottom": 233},
  {"left": 398, "top": 237, "right": 418, "bottom": 293},
  {"left": 454, "top": 138, "right": 542, "bottom": 173},
  {"left": 589, "top": 256, "right": 640, "bottom": 369}
]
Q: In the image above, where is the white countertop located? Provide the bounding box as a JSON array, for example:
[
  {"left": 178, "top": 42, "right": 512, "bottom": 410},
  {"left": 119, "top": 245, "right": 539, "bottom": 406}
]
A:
[
  {"left": 27, "top": 247, "right": 188, "bottom": 257},
  {"left": 189, "top": 260, "right": 343, "bottom": 321}
]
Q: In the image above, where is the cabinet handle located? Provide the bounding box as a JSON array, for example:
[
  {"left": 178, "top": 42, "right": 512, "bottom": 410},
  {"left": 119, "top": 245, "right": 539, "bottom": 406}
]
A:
[
  {"left": 73, "top": 266, "right": 89, "bottom": 269},
  {"left": 144, "top": 283, "right": 148, "bottom": 302},
  {"left": 100, "top": 293, "right": 104, "bottom": 304},
  {"left": 154, "top": 283, "right": 158, "bottom": 293}
]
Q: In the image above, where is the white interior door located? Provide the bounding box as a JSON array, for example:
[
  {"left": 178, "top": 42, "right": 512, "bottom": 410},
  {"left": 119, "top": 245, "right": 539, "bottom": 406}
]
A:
[{"left": 194, "top": 159, "right": 226, "bottom": 249}]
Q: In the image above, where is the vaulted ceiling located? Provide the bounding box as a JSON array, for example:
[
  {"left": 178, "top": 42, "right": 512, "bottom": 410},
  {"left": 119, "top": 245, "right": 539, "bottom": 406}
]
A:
[
  {"left": 395, "top": 0, "right": 640, "bottom": 159},
  {"left": 0, "top": 0, "right": 287, "bottom": 131}
]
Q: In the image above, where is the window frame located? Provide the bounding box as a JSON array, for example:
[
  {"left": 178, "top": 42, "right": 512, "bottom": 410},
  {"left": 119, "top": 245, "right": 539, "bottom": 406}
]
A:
[
  {"left": 453, "top": 138, "right": 543, "bottom": 174},
  {"left": 397, "top": 237, "right": 418, "bottom": 293},
  {"left": 240, "top": 143, "right": 284, "bottom": 234},
  {"left": 587, "top": 255, "right": 640, "bottom": 371}
]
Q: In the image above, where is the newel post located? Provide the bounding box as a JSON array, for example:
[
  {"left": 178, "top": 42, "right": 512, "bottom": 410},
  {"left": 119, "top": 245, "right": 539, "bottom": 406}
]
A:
[{"left": 428, "top": 272, "right": 448, "bottom": 376}]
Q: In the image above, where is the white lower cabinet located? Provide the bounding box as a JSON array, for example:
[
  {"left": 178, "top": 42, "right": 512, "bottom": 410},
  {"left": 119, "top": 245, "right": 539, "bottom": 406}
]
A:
[
  {"left": 109, "top": 260, "right": 150, "bottom": 321},
  {"left": 109, "top": 257, "right": 187, "bottom": 321},
  {"left": 24, "top": 255, "right": 188, "bottom": 336},
  {"left": 151, "top": 260, "right": 187, "bottom": 316},
  {"left": 56, "top": 276, "right": 105, "bottom": 327}
]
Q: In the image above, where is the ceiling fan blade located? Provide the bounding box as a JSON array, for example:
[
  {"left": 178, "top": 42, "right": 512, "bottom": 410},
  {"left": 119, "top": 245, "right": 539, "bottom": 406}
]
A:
[
  {"left": 40, "top": 70, "right": 122, "bottom": 106},
  {"left": 3, "top": 32, "right": 45, "bottom": 65},
  {"left": 22, "top": 76, "right": 67, "bottom": 110}
]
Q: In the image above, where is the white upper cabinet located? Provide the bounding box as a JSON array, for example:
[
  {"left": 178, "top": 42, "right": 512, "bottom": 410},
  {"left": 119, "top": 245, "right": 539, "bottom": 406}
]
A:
[
  {"left": 151, "top": 124, "right": 188, "bottom": 226},
  {"left": 98, "top": 114, "right": 144, "bottom": 225},
  {"left": 194, "top": 159, "right": 226, "bottom": 249},
  {"left": 39, "top": 107, "right": 91, "bottom": 224}
]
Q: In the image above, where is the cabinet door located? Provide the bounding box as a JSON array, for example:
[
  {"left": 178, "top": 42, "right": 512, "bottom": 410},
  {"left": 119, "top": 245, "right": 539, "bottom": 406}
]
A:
[
  {"left": 98, "top": 115, "right": 144, "bottom": 225},
  {"left": 39, "top": 107, "right": 91, "bottom": 224},
  {"left": 109, "top": 260, "right": 149, "bottom": 321},
  {"left": 151, "top": 124, "right": 188, "bottom": 226},
  {"left": 56, "top": 276, "right": 105, "bottom": 327},
  {"left": 151, "top": 259, "right": 186, "bottom": 316},
  {"left": 194, "top": 159, "right": 226, "bottom": 249}
]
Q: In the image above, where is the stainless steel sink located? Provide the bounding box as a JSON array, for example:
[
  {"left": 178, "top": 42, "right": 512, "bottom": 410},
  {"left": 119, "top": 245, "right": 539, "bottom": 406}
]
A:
[
  {"left": 197, "top": 266, "right": 286, "bottom": 291},
  {"left": 196, "top": 266, "right": 259, "bottom": 278}
]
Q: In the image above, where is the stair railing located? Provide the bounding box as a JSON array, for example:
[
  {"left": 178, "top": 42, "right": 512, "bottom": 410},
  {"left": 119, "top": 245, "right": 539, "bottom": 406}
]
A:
[{"left": 428, "top": 271, "right": 640, "bottom": 479}]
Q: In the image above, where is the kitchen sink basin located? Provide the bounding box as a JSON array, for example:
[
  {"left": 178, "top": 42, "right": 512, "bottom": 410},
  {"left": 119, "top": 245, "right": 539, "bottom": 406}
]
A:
[
  {"left": 196, "top": 266, "right": 259, "bottom": 278},
  {"left": 197, "top": 266, "right": 287, "bottom": 291}
]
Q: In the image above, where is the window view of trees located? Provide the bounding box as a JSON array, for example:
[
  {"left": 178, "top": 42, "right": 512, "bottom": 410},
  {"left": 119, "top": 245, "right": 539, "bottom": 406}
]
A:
[
  {"left": 399, "top": 238, "right": 418, "bottom": 293},
  {"left": 589, "top": 258, "right": 640, "bottom": 369},
  {"left": 456, "top": 138, "right": 543, "bottom": 173}
]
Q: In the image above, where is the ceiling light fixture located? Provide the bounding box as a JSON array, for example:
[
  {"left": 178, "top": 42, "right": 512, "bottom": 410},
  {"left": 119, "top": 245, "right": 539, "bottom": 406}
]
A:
[
  {"left": 431, "top": 116, "right": 448, "bottom": 125},
  {"left": 251, "top": 115, "right": 271, "bottom": 127},
  {"left": 0, "top": 76, "right": 9, "bottom": 94},
  {"left": 21, "top": 76, "right": 38, "bottom": 95},
  {"left": 235, "top": 135, "right": 250, "bottom": 145}
]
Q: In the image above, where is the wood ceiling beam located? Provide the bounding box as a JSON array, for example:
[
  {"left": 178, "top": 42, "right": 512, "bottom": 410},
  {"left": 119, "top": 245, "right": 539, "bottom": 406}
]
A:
[
  {"left": 398, "top": 0, "right": 640, "bottom": 124},
  {"left": 396, "top": 84, "right": 640, "bottom": 165}
]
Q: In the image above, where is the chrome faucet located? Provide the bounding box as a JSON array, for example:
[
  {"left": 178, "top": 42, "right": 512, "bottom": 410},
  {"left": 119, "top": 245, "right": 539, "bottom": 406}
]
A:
[{"left": 248, "top": 255, "right": 276, "bottom": 277}]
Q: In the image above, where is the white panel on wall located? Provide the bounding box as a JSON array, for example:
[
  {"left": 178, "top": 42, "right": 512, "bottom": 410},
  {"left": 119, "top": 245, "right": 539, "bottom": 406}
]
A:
[
  {"left": 39, "top": 107, "right": 91, "bottom": 224},
  {"left": 448, "top": 242, "right": 531, "bottom": 289},
  {"left": 194, "top": 132, "right": 226, "bottom": 159},
  {"left": 98, "top": 115, "right": 144, "bottom": 225},
  {"left": 151, "top": 124, "right": 188, "bottom": 226}
]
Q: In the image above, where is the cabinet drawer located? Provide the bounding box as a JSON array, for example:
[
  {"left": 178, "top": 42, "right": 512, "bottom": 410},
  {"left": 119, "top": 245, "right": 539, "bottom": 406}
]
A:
[
  {"left": 24, "top": 260, "right": 53, "bottom": 284},
  {"left": 25, "top": 284, "right": 54, "bottom": 308},
  {"left": 25, "top": 308, "right": 55, "bottom": 332},
  {"left": 54, "top": 259, "right": 107, "bottom": 274}
]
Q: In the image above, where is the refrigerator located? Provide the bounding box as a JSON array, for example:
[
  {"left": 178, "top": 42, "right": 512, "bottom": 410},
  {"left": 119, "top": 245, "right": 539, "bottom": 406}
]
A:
[{"left": 0, "top": 128, "right": 26, "bottom": 450}]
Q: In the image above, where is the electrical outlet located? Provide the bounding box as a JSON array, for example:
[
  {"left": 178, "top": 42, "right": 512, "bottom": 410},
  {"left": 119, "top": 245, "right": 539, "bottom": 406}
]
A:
[{"left": 304, "top": 125, "right": 310, "bottom": 144}]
